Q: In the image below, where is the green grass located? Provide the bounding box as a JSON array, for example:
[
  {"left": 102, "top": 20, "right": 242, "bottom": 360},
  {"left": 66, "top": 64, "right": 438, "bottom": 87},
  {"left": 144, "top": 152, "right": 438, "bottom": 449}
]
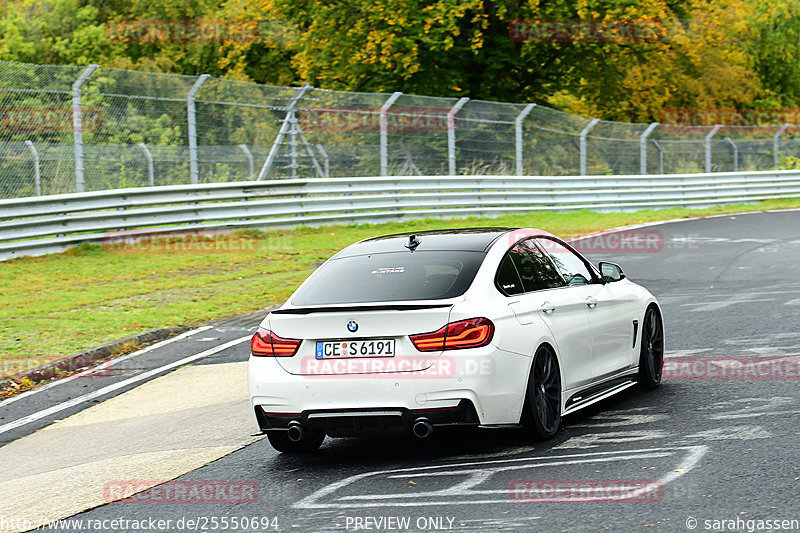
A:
[{"left": 2, "top": 197, "right": 799, "bottom": 378}]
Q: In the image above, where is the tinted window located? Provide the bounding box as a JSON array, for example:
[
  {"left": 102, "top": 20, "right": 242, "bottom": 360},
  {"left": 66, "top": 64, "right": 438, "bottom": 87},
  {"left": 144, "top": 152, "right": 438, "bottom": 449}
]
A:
[
  {"left": 291, "top": 251, "right": 486, "bottom": 305},
  {"left": 496, "top": 254, "right": 524, "bottom": 295},
  {"left": 535, "top": 237, "right": 596, "bottom": 286},
  {"left": 506, "top": 239, "right": 564, "bottom": 292}
]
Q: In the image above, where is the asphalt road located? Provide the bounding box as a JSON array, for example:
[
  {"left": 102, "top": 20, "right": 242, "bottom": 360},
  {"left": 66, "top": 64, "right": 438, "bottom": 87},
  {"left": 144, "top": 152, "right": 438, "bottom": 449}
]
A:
[{"left": 2, "top": 209, "right": 800, "bottom": 533}]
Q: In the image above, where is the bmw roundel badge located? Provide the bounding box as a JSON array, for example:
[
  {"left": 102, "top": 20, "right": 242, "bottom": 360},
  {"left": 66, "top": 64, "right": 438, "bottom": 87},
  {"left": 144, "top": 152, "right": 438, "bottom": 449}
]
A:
[{"left": 346, "top": 320, "right": 358, "bottom": 333}]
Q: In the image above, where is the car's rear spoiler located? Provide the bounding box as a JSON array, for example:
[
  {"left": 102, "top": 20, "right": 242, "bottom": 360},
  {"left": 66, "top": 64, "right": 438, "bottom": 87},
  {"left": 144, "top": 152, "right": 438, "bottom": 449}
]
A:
[{"left": 271, "top": 303, "right": 453, "bottom": 315}]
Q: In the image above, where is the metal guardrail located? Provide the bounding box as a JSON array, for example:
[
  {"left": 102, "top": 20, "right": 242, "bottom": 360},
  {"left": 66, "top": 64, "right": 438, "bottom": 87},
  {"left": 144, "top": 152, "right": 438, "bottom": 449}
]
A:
[{"left": 2, "top": 171, "right": 800, "bottom": 261}]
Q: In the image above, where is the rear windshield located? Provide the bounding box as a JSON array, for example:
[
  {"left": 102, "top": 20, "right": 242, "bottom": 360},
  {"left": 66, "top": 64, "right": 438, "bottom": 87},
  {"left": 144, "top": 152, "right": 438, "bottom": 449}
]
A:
[{"left": 291, "top": 251, "right": 487, "bottom": 306}]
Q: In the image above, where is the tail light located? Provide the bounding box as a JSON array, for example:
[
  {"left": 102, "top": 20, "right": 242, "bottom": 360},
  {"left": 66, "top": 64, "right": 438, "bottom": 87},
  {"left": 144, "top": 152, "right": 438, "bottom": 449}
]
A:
[
  {"left": 251, "top": 327, "right": 301, "bottom": 357},
  {"left": 410, "top": 318, "right": 494, "bottom": 352}
]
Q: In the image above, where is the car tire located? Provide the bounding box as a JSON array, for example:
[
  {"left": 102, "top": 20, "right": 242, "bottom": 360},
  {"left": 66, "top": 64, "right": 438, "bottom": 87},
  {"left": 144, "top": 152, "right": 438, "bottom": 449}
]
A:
[
  {"left": 522, "top": 344, "right": 562, "bottom": 440},
  {"left": 266, "top": 430, "right": 325, "bottom": 453},
  {"left": 637, "top": 305, "right": 664, "bottom": 390}
]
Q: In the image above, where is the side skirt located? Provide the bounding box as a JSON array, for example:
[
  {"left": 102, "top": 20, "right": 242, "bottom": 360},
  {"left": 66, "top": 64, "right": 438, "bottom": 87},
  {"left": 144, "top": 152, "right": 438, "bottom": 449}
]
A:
[{"left": 562, "top": 372, "right": 639, "bottom": 416}]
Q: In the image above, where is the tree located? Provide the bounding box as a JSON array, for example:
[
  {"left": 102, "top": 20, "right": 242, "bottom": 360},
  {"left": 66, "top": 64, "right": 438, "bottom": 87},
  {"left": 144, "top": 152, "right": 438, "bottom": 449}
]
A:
[
  {"left": 0, "top": 0, "right": 111, "bottom": 65},
  {"left": 745, "top": 0, "right": 800, "bottom": 108}
]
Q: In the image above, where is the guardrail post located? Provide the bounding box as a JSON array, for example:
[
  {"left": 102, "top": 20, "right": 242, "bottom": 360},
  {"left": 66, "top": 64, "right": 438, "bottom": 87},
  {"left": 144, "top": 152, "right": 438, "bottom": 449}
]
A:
[
  {"left": 187, "top": 74, "right": 210, "bottom": 185},
  {"left": 238, "top": 144, "right": 254, "bottom": 179},
  {"left": 705, "top": 124, "right": 722, "bottom": 173},
  {"left": 447, "top": 97, "right": 470, "bottom": 175},
  {"left": 24, "top": 141, "right": 41, "bottom": 196},
  {"left": 640, "top": 122, "right": 659, "bottom": 174},
  {"left": 515, "top": 103, "right": 537, "bottom": 176},
  {"left": 380, "top": 92, "right": 402, "bottom": 176},
  {"left": 316, "top": 144, "right": 330, "bottom": 177},
  {"left": 137, "top": 143, "right": 154, "bottom": 186},
  {"left": 257, "top": 83, "right": 311, "bottom": 181},
  {"left": 72, "top": 64, "right": 98, "bottom": 193},
  {"left": 579, "top": 118, "right": 600, "bottom": 176},
  {"left": 774, "top": 123, "right": 790, "bottom": 168},
  {"left": 723, "top": 137, "right": 738, "bottom": 172}
]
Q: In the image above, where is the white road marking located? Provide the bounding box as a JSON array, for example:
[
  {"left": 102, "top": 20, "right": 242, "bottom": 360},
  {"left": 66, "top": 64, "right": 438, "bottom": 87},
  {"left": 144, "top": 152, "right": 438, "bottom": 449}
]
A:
[
  {"left": 682, "top": 295, "right": 775, "bottom": 312},
  {"left": 669, "top": 237, "right": 787, "bottom": 245},
  {"left": 712, "top": 409, "right": 800, "bottom": 420},
  {"left": 0, "top": 334, "right": 250, "bottom": 435},
  {"left": 683, "top": 426, "right": 771, "bottom": 441},
  {"left": 455, "top": 517, "right": 543, "bottom": 531},
  {"left": 665, "top": 348, "right": 715, "bottom": 358},
  {"left": 569, "top": 413, "right": 669, "bottom": 429},
  {"left": 294, "top": 446, "right": 708, "bottom": 509},
  {"left": 444, "top": 446, "right": 535, "bottom": 462},
  {"left": 698, "top": 397, "right": 800, "bottom": 420},
  {"left": 345, "top": 454, "right": 673, "bottom": 500},
  {"left": 553, "top": 430, "right": 667, "bottom": 449},
  {"left": 571, "top": 208, "right": 800, "bottom": 245},
  {"left": 740, "top": 347, "right": 800, "bottom": 357},
  {"left": 0, "top": 326, "right": 213, "bottom": 410},
  {"left": 0, "top": 361, "right": 260, "bottom": 531}
]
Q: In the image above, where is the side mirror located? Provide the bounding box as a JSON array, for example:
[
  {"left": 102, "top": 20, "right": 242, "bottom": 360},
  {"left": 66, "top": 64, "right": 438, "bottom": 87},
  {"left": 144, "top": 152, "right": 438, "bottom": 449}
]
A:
[{"left": 599, "top": 261, "right": 626, "bottom": 282}]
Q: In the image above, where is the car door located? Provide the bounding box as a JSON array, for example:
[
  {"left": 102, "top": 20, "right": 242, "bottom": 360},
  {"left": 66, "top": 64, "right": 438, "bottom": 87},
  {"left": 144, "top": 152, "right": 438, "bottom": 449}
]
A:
[
  {"left": 535, "top": 236, "right": 637, "bottom": 380},
  {"left": 497, "top": 238, "right": 594, "bottom": 390}
]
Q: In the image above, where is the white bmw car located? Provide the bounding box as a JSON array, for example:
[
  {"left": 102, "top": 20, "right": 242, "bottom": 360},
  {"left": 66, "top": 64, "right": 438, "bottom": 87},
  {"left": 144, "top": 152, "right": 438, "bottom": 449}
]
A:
[{"left": 248, "top": 228, "right": 663, "bottom": 452}]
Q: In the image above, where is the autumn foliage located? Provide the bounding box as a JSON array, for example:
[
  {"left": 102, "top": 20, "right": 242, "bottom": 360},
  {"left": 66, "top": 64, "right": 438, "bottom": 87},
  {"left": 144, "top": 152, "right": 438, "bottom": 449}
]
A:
[{"left": 1, "top": 0, "right": 798, "bottom": 122}]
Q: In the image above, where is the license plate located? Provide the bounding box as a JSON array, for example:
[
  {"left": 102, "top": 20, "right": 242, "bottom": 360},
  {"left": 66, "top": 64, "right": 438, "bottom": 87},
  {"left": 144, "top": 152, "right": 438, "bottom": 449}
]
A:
[{"left": 315, "top": 339, "right": 396, "bottom": 359}]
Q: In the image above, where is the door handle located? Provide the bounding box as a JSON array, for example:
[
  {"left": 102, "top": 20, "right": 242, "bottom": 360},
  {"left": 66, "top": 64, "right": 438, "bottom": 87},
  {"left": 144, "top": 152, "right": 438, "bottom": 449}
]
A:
[
  {"left": 585, "top": 296, "right": 598, "bottom": 309},
  {"left": 540, "top": 302, "right": 555, "bottom": 314}
]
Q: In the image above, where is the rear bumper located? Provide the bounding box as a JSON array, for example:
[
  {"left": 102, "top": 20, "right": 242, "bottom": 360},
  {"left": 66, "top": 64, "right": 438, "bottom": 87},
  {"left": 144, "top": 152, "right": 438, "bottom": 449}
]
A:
[
  {"left": 248, "top": 349, "right": 530, "bottom": 428},
  {"left": 254, "top": 400, "right": 479, "bottom": 437}
]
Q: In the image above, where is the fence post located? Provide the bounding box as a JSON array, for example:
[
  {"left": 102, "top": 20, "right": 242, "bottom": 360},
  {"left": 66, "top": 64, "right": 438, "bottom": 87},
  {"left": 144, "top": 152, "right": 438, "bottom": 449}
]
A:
[
  {"left": 24, "top": 140, "right": 41, "bottom": 196},
  {"left": 238, "top": 144, "right": 254, "bottom": 179},
  {"left": 640, "top": 122, "right": 659, "bottom": 175},
  {"left": 515, "top": 103, "right": 537, "bottom": 176},
  {"left": 257, "top": 83, "right": 311, "bottom": 181},
  {"left": 579, "top": 118, "right": 600, "bottom": 176},
  {"left": 774, "top": 123, "right": 790, "bottom": 168},
  {"left": 447, "top": 97, "right": 470, "bottom": 175},
  {"left": 652, "top": 140, "right": 664, "bottom": 174},
  {"left": 724, "top": 137, "right": 738, "bottom": 172},
  {"left": 187, "top": 74, "right": 210, "bottom": 185},
  {"left": 294, "top": 122, "right": 326, "bottom": 179},
  {"left": 137, "top": 143, "right": 154, "bottom": 186},
  {"left": 72, "top": 64, "right": 98, "bottom": 193},
  {"left": 380, "top": 92, "right": 403, "bottom": 176},
  {"left": 705, "top": 124, "right": 722, "bottom": 173},
  {"left": 316, "top": 144, "right": 330, "bottom": 178}
]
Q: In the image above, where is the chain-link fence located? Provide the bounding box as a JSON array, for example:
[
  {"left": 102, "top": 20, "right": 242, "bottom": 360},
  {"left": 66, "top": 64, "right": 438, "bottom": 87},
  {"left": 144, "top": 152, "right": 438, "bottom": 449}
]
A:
[{"left": 2, "top": 60, "right": 800, "bottom": 199}]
